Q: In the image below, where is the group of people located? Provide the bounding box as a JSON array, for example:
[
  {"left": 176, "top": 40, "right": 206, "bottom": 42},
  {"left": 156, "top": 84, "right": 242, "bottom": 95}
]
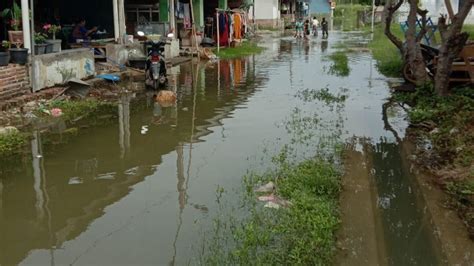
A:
[{"left": 294, "top": 17, "right": 329, "bottom": 39}]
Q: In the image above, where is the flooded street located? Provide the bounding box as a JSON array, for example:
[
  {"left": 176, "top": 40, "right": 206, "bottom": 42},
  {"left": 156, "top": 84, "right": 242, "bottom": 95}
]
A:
[{"left": 0, "top": 32, "right": 472, "bottom": 265}]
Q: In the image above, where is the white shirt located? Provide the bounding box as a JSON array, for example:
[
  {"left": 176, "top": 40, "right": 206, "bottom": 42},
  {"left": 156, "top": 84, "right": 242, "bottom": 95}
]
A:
[{"left": 312, "top": 19, "right": 319, "bottom": 27}]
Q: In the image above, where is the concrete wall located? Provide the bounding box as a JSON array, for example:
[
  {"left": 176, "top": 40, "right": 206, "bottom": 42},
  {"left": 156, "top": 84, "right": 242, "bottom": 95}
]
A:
[
  {"left": 31, "top": 49, "right": 95, "bottom": 92},
  {"left": 0, "top": 64, "right": 30, "bottom": 102},
  {"left": 252, "top": 0, "right": 280, "bottom": 20}
]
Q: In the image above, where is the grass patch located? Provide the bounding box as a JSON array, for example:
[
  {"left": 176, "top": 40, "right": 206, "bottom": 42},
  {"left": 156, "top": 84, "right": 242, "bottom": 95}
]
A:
[
  {"left": 39, "top": 99, "right": 117, "bottom": 124},
  {"left": 328, "top": 51, "right": 350, "bottom": 76},
  {"left": 0, "top": 131, "right": 28, "bottom": 157},
  {"left": 463, "top": 24, "right": 474, "bottom": 40},
  {"left": 215, "top": 42, "right": 265, "bottom": 59},
  {"left": 203, "top": 156, "right": 342, "bottom": 265},
  {"left": 394, "top": 85, "right": 474, "bottom": 236},
  {"left": 368, "top": 24, "right": 404, "bottom": 77}
]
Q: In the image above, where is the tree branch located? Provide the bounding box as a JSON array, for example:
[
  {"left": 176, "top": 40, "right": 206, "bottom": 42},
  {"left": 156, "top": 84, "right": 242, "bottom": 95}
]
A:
[
  {"left": 384, "top": 0, "right": 404, "bottom": 54},
  {"left": 416, "top": 8, "right": 428, "bottom": 43}
]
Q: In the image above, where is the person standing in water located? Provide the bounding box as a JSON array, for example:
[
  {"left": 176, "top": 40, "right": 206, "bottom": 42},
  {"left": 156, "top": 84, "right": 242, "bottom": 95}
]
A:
[
  {"left": 312, "top": 16, "right": 319, "bottom": 37},
  {"left": 321, "top": 17, "right": 329, "bottom": 38},
  {"left": 295, "top": 19, "right": 304, "bottom": 38}
]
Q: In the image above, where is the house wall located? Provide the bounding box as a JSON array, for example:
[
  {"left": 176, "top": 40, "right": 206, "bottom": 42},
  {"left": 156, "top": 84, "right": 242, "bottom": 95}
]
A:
[
  {"left": 30, "top": 49, "right": 95, "bottom": 92},
  {"left": 398, "top": 0, "right": 474, "bottom": 24},
  {"left": 253, "top": 0, "right": 280, "bottom": 20},
  {"left": 0, "top": 64, "right": 30, "bottom": 103}
]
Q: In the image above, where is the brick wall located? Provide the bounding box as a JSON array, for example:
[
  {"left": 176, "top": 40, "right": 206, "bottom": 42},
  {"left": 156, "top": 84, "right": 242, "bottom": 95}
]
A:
[{"left": 0, "top": 64, "right": 30, "bottom": 102}]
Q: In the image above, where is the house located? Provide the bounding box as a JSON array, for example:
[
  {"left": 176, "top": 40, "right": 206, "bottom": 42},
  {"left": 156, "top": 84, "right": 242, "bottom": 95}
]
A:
[{"left": 398, "top": 0, "right": 474, "bottom": 24}]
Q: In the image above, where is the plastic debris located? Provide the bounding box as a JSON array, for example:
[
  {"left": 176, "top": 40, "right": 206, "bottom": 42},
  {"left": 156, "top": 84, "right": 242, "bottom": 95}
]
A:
[
  {"left": 258, "top": 194, "right": 277, "bottom": 202},
  {"left": 254, "top": 181, "right": 275, "bottom": 193},
  {"left": 51, "top": 108, "right": 63, "bottom": 117},
  {"left": 141, "top": 125, "right": 149, "bottom": 135},
  {"left": 264, "top": 202, "right": 281, "bottom": 209},
  {"left": 68, "top": 177, "right": 83, "bottom": 185}
]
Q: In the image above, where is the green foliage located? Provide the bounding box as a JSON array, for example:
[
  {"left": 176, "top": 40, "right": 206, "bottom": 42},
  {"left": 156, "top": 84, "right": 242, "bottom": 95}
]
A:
[
  {"left": 328, "top": 51, "right": 350, "bottom": 76},
  {"left": 39, "top": 99, "right": 117, "bottom": 124},
  {"left": 297, "top": 87, "right": 348, "bottom": 104},
  {"left": 333, "top": 4, "right": 371, "bottom": 31},
  {"left": 215, "top": 42, "right": 265, "bottom": 59},
  {"left": 368, "top": 24, "right": 404, "bottom": 77},
  {"left": 34, "top": 33, "right": 47, "bottom": 44},
  {"left": 463, "top": 24, "right": 474, "bottom": 40},
  {"left": 204, "top": 158, "right": 342, "bottom": 265},
  {"left": 395, "top": 85, "right": 474, "bottom": 168},
  {"left": 0, "top": 132, "right": 27, "bottom": 157}
]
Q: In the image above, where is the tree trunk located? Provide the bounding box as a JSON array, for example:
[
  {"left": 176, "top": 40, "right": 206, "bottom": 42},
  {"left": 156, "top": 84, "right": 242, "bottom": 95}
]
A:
[
  {"left": 405, "top": 0, "right": 428, "bottom": 85},
  {"left": 434, "top": 32, "right": 469, "bottom": 96},
  {"left": 434, "top": 1, "right": 473, "bottom": 96}
]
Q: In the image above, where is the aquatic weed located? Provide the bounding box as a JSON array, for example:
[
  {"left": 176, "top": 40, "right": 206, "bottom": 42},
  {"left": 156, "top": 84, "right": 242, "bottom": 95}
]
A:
[
  {"left": 0, "top": 131, "right": 28, "bottom": 157},
  {"left": 328, "top": 51, "right": 350, "bottom": 77},
  {"left": 216, "top": 42, "right": 265, "bottom": 59}
]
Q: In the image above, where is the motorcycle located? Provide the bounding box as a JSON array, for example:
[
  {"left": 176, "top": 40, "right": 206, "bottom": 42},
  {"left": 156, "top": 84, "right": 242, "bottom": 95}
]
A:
[
  {"left": 138, "top": 31, "right": 168, "bottom": 89},
  {"left": 402, "top": 43, "right": 439, "bottom": 84}
]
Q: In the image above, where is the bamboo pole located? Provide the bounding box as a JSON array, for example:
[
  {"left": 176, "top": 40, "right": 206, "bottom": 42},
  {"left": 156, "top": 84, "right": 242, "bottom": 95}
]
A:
[
  {"left": 189, "top": 0, "right": 199, "bottom": 58},
  {"left": 216, "top": 12, "right": 220, "bottom": 53}
]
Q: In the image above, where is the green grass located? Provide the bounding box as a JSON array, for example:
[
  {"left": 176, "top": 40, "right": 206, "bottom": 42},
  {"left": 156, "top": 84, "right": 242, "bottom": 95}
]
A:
[
  {"left": 204, "top": 156, "right": 342, "bottom": 265},
  {"left": 334, "top": 4, "right": 371, "bottom": 31},
  {"left": 328, "top": 51, "right": 351, "bottom": 76},
  {"left": 215, "top": 42, "right": 265, "bottom": 59},
  {"left": 39, "top": 99, "right": 117, "bottom": 123},
  {"left": 463, "top": 24, "right": 474, "bottom": 40},
  {"left": 368, "top": 24, "right": 404, "bottom": 77},
  {"left": 0, "top": 131, "right": 28, "bottom": 157}
]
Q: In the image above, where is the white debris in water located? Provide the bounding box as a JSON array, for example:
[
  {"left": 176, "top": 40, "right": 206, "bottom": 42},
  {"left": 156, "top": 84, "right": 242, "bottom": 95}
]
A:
[
  {"left": 370, "top": 168, "right": 376, "bottom": 175},
  {"left": 141, "top": 125, "right": 149, "bottom": 135},
  {"left": 68, "top": 177, "right": 83, "bottom": 185}
]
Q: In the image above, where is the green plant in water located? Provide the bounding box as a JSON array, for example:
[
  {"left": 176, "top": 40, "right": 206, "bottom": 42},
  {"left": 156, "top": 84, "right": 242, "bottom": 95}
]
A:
[
  {"left": 328, "top": 51, "right": 350, "bottom": 77},
  {"left": 202, "top": 156, "right": 342, "bottom": 265},
  {"left": 0, "top": 132, "right": 27, "bottom": 157},
  {"left": 216, "top": 42, "right": 265, "bottom": 59}
]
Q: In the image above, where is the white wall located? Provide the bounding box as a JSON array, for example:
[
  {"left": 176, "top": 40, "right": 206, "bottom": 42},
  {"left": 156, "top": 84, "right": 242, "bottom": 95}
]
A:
[
  {"left": 398, "top": 0, "right": 474, "bottom": 24},
  {"left": 251, "top": 0, "right": 280, "bottom": 20}
]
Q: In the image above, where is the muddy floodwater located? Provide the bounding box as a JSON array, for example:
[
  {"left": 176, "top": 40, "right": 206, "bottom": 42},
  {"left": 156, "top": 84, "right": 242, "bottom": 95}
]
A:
[{"left": 1, "top": 32, "right": 472, "bottom": 265}]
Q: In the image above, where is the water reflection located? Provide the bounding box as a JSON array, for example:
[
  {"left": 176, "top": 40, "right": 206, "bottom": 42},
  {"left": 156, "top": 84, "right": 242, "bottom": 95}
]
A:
[{"left": 0, "top": 56, "right": 266, "bottom": 265}]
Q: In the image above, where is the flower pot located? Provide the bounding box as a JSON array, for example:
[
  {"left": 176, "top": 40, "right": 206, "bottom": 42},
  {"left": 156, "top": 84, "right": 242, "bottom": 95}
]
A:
[
  {"left": 46, "top": 39, "right": 62, "bottom": 53},
  {"left": 45, "top": 43, "right": 54, "bottom": 54},
  {"left": 9, "top": 48, "right": 28, "bottom": 65},
  {"left": 34, "top": 44, "right": 48, "bottom": 55},
  {"left": 0, "top": 51, "right": 10, "bottom": 66}
]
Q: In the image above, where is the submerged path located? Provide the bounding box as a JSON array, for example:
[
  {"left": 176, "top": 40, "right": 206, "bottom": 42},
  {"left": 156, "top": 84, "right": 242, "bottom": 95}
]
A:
[{"left": 0, "top": 32, "right": 471, "bottom": 265}]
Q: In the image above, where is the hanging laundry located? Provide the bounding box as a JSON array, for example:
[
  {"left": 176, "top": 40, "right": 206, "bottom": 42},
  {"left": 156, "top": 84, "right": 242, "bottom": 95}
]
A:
[{"left": 233, "top": 13, "right": 242, "bottom": 40}]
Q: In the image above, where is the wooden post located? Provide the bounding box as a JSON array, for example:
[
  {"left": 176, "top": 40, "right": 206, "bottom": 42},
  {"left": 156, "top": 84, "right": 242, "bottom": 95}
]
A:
[{"left": 216, "top": 11, "right": 220, "bottom": 53}]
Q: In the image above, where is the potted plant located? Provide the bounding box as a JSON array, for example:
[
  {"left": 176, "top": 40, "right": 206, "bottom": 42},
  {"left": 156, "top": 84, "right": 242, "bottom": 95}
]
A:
[
  {"left": 44, "top": 24, "right": 62, "bottom": 53},
  {"left": 9, "top": 41, "right": 28, "bottom": 65},
  {"left": 0, "top": 41, "right": 10, "bottom": 66},
  {"left": 1, "top": 1, "right": 23, "bottom": 42},
  {"left": 34, "top": 33, "right": 48, "bottom": 55}
]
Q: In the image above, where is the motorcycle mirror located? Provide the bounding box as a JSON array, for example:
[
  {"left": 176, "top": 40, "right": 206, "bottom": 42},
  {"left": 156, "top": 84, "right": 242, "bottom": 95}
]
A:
[{"left": 137, "top": 31, "right": 145, "bottom": 37}]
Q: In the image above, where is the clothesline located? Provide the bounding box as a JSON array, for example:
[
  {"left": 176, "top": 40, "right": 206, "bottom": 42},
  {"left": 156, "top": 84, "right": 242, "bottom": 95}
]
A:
[{"left": 215, "top": 8, "right": 248, "bottom": 52}]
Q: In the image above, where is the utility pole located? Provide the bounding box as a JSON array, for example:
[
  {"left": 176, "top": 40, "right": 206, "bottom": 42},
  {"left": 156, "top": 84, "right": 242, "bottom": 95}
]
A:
[{"left": 371, "top": 0, "right": 376, "bottom": 33}]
